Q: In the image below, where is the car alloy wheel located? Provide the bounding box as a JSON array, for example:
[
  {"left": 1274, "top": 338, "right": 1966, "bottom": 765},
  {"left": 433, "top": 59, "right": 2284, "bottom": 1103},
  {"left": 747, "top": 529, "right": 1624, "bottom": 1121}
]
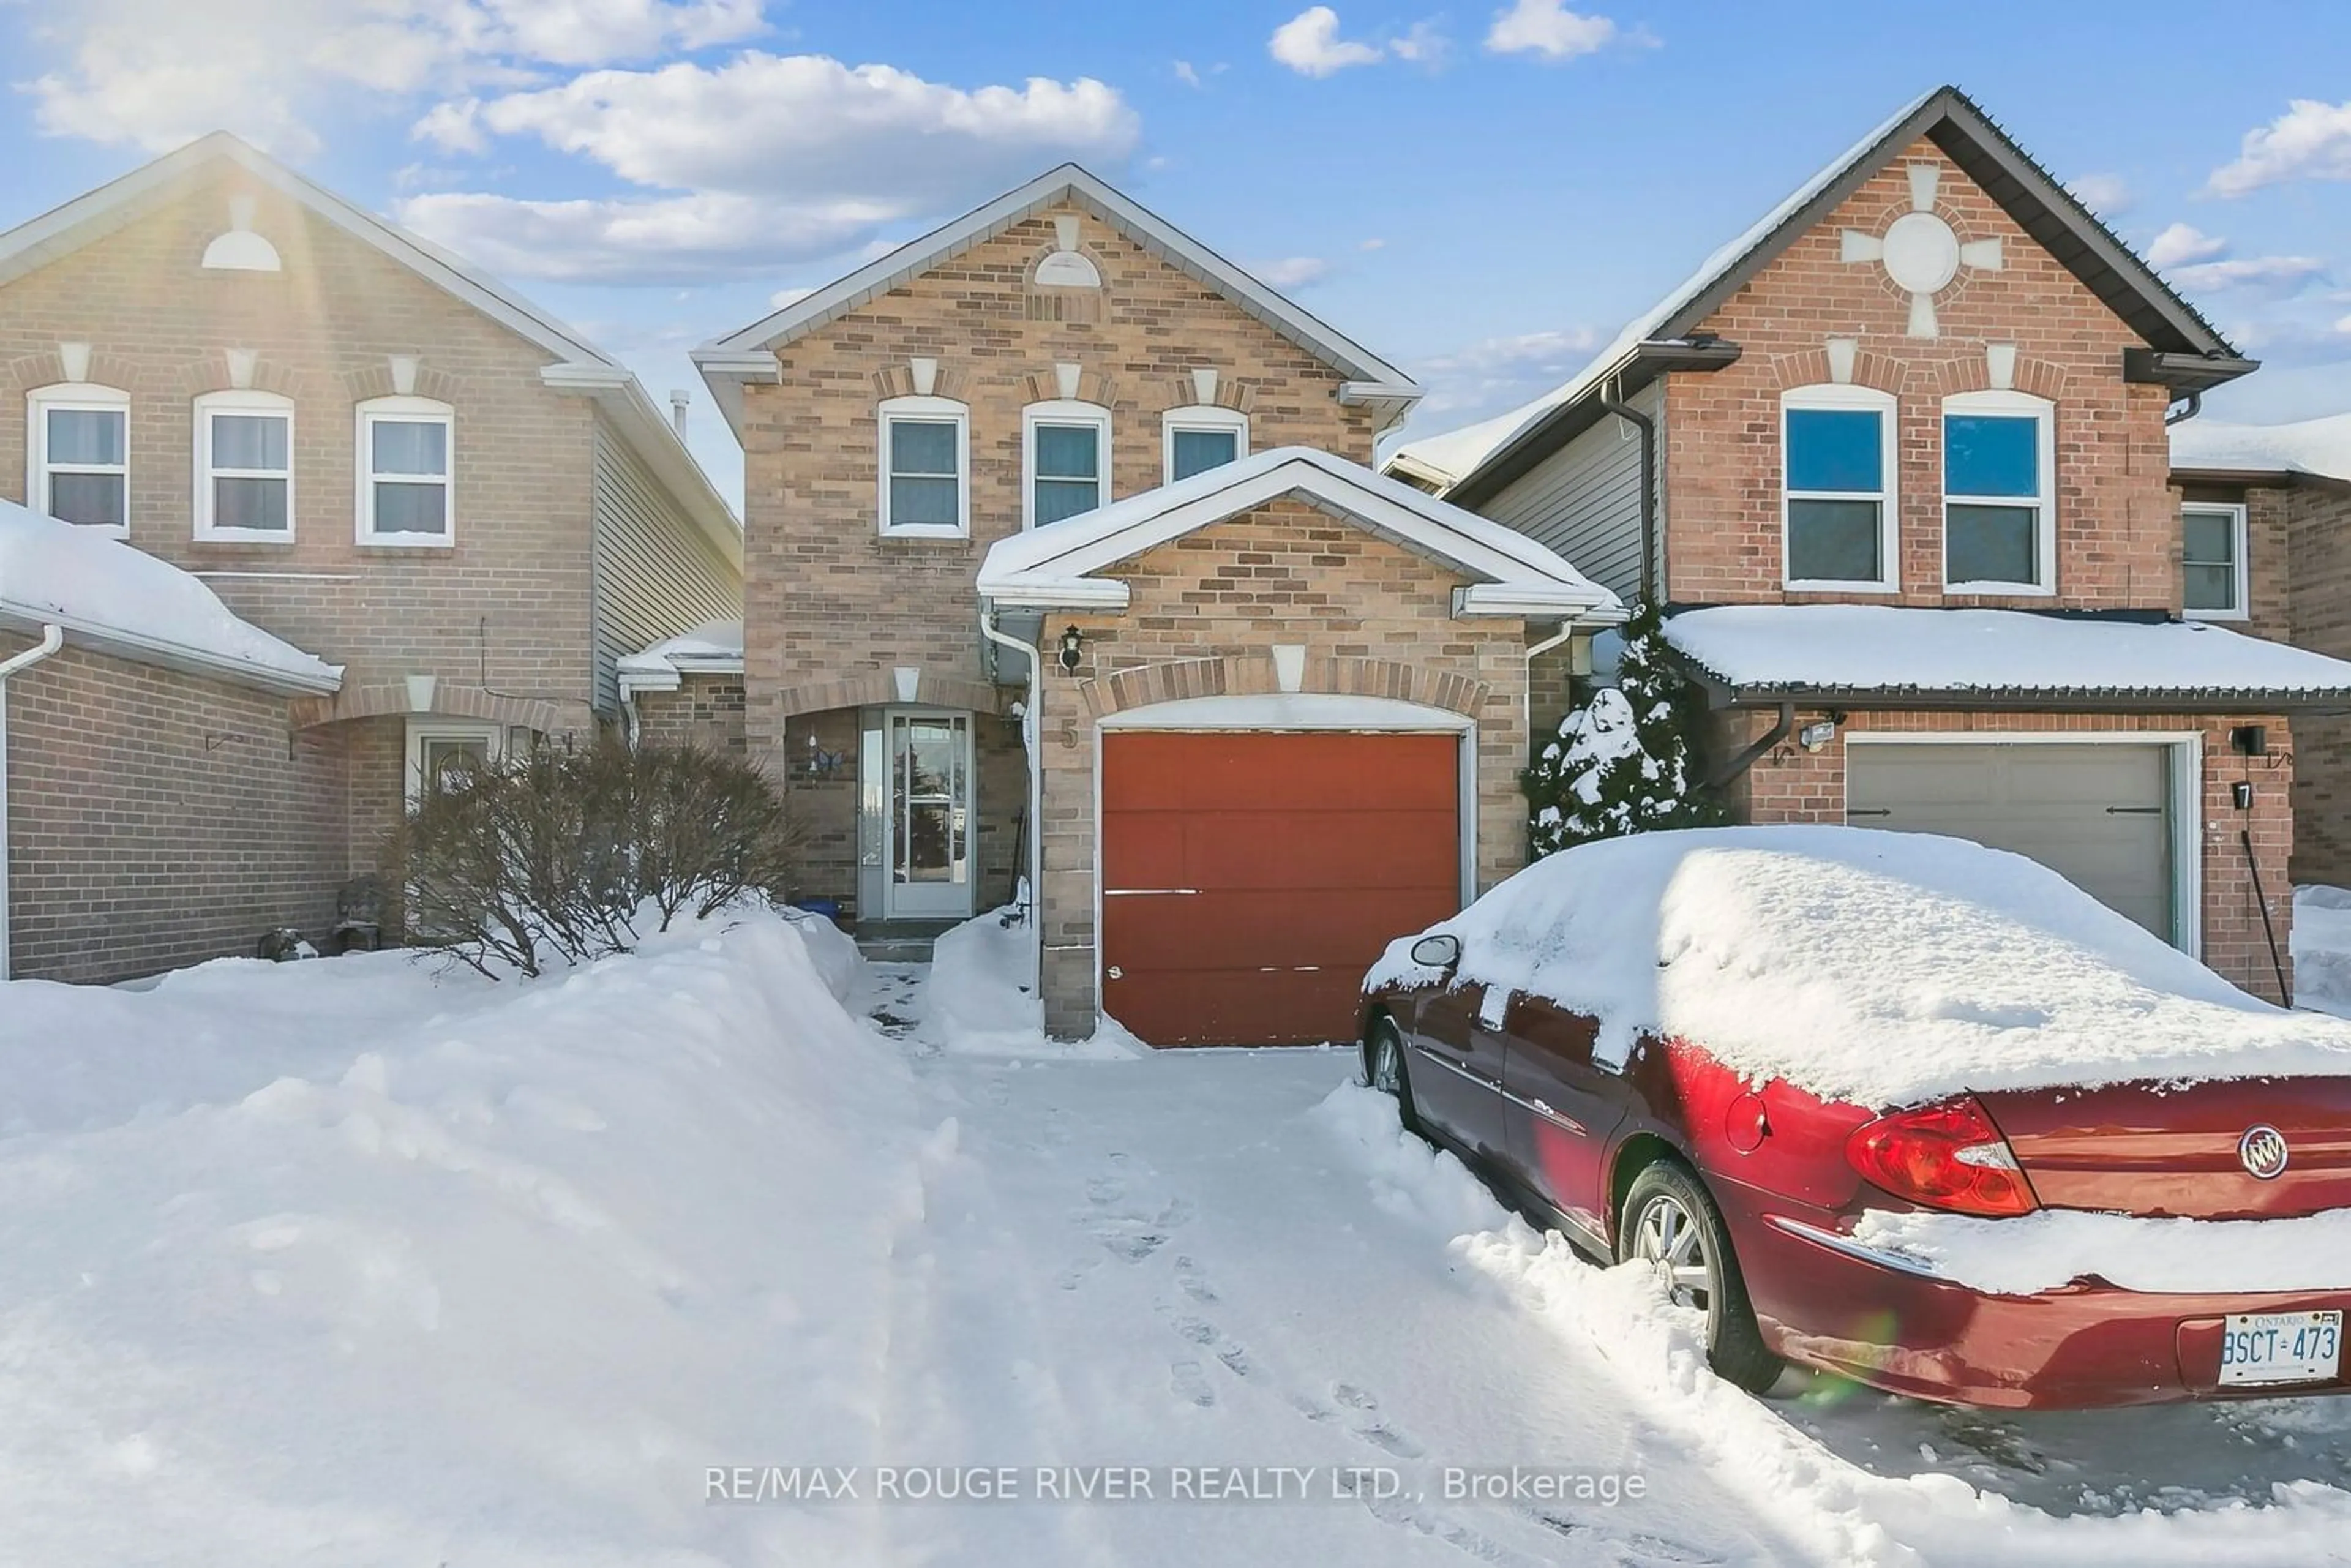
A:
[
  {"left": 1370, "top": 1032, "right": 1404, "bottom": 1095},
  {"left": 1632, "top": 1191, "right": 1714, "bottom": 1313}
]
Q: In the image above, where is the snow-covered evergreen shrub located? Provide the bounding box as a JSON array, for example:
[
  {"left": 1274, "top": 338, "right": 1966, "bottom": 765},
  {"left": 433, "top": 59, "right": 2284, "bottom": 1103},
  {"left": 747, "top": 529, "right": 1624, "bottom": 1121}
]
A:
[{"left": 1524, "top": 601, "right": 1724, "bottom": 855}]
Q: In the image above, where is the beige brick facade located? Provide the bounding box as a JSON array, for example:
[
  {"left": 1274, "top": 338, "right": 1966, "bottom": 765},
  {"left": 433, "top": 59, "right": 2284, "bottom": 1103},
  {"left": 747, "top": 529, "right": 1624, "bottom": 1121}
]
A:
[
  {"left": 2, "top": 634, "right": 345, "bottom": 981},
  {"left": 1, "top": 151, "right": 738, "bottom": 980},
  {"left": 1033, "top": 503, "right": 1531, "bottom": 1035},
  {"left": 735, "top": 201, "right": 1384, "bottom": 926}
]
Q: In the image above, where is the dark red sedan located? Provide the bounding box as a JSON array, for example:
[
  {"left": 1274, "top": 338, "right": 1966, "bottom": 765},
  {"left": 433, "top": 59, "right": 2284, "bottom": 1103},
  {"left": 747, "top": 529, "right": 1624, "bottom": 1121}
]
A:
[{"left": 1358, "top": 827, "right": 2351, "bottom": 1409}]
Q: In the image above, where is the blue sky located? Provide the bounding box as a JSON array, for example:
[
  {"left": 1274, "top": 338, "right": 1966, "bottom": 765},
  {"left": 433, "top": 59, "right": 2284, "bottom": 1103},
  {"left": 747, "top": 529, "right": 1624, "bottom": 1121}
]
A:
[{"left": 3, "top": 0, "right": 2347, "bottom": 505}]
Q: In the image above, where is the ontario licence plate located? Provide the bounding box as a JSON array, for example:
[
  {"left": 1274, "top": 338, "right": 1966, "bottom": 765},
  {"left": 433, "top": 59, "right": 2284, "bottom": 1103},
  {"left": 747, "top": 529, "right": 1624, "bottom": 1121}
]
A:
[{"left": 2218, "top": 1310, "right": 2344, "bottom": 1387}]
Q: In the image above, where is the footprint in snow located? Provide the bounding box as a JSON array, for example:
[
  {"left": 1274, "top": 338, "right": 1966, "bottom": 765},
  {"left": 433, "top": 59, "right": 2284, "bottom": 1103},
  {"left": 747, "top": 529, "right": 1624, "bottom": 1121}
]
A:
[
  {"left": 1171, "top": 1316, "right": 1254, "bottom": 1379},
  {"left": 1330, "top": 1384, "right": 1423, "bottom": 1458},
  {"left": 1169, "top": 1360, "right": 1215, "bottom": 1408},
  {"left": 1173, "top": 1256, "right": 1217, "bottom": 1304},
  {"left": 1086, "top": 1174, "right": 1124, "bottom": 1206}
]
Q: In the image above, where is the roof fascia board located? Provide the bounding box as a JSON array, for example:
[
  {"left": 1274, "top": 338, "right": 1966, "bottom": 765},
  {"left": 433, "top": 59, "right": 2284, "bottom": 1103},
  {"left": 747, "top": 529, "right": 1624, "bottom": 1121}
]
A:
[{"left": 0, "top": 599, "right": 341, "bottom": 696}]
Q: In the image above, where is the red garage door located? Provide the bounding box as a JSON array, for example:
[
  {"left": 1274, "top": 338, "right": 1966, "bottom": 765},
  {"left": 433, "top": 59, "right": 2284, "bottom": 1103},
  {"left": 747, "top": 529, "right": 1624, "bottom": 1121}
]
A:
[{"left": 1100, "top": 730, "right": 1463, "bottom": 1047}]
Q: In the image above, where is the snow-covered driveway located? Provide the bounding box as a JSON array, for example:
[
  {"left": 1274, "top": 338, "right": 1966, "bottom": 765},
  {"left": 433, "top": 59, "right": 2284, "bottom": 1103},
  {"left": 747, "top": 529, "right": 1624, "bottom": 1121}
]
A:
[
  {"left": 877, "top": 1041, "right": 1810, "bottom": 1566},
  {"left": 2, "top": 912, "right": 2347, "bottom": 1566}
]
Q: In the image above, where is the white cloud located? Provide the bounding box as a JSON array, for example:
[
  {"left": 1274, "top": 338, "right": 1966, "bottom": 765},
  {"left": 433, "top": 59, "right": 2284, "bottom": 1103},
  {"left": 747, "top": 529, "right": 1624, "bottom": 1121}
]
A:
[
  {"left": 2148, "top": 222, "right": 2226, "bottom": 269},
  {"left": 1249, "top": 256, "right": 1332, "bottom": 288},
  {"left": 20, "top": 0, "right": 769, "bottom": 157},
  {"left": 2170, "top": 254, "right": 2327, "bottom": 293},
  {"left": 1269, "top": 7, "right": 1384, "bottom": 77},
  {"left": 2208, "top": 99, "right": 2351, "bottom": 197},
  {"left": 1411, "top": 325, "right": 1602, "bottom": 419},
  {"left": 391, "top": 53, "right": 1141, "bottom": 282},
  {"left": 1174, "top": 60, "right": 1202, "bottom": 88},
  {"left": 469, "top": 53, "right": 1139, "bottom": 205},
  {"left": 1390, "top": 19, "right": 1452, "bottom": 65},
  {"left": 1359, "top": 237, "right": 1388, "bottom": 251},
  {"left": 2066, "top": 171, "right": 2131, "bottom": 216},
  {"left": 413, "top": 98, "right": 489, "bottom": 155},
  {"left": 393, "top": 188, "right": 902, "bottom": 283},
  {"left": 1485, "top": 0, "right": 1617, "bottom": 60}
]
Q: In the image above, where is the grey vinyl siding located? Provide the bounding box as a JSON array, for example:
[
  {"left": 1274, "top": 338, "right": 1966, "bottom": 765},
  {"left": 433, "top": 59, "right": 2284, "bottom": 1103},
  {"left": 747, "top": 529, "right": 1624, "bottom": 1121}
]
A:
[
  {"left": 1480, "top": 380, "right": 1663, "bottom": 607},
  {"left": 588, "top": 416, "right": 741, "bottom": 711}
]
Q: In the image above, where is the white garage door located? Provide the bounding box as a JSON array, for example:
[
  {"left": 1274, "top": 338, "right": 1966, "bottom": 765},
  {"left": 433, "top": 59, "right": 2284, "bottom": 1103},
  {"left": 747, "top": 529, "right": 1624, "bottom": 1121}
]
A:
[{"left": 1847, "top": 743, "right": 2175, "bottom": 942}]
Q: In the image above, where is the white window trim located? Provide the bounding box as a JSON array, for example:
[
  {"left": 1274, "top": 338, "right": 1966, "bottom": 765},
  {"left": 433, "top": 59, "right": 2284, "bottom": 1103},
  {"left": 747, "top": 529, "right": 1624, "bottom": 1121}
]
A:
[
  {"left": 404, "top": 718, "right": 504, "bottom": 804},
  {"left": 1781, "top": 383, "right": 1900, "bottom": 593},
  {"left": 356, "top": 394, "right": 454, "bottom": 549},
  {"left": 876, "top": 394, "right": 970, "bottom": 539},
  {"left": 1022, "top": 399, "right": 1113, "bottom": 531},
  {"left": 1941, "top": 388, "right": 2057, "bottom": 596},
  {"left": 2181, "top": 501, "right": 2251, "bottom": 623},
  {"left": 1160, "top": 405, "right": 1249, "bottom": 483},
  {"left": 193, "top": 388, "right": 295, "bottom": 544},
  {"left": 27, "top": 383, "right": 131, "bottom": 539}
]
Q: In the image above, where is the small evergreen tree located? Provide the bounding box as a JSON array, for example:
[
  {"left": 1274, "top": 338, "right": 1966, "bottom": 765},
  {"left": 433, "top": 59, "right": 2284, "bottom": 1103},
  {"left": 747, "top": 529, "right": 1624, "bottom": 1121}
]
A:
[{"left": 1524, "top": 600, "right": 1723, "bottom": 856}]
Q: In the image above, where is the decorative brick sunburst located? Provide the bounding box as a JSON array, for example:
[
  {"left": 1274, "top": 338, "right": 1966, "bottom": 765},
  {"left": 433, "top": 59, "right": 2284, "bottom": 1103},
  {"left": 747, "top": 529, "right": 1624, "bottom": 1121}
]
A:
[{"left": 1839, "top": 163, "right": 2004, "bottom": 339}]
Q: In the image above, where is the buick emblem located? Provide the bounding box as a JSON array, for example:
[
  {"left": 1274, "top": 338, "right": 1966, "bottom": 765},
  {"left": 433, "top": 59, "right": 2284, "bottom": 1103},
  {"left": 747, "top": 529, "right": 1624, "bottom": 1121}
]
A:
[{"left": 2238, "top": 1125, "right": 2291, "bottom": 1182}]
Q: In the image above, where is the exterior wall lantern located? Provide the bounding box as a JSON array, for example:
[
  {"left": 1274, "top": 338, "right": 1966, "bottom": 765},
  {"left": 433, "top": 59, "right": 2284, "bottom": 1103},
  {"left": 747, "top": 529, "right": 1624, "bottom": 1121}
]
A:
[{"left": 1057, "top": 626, "right": 1085, "bottom": 675}]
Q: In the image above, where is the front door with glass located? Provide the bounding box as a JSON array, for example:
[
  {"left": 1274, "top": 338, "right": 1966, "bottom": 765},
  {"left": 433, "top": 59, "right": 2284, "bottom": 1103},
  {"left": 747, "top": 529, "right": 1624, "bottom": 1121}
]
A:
[{"left": 882, "top": 710, "right": 974, "bottom": 920}]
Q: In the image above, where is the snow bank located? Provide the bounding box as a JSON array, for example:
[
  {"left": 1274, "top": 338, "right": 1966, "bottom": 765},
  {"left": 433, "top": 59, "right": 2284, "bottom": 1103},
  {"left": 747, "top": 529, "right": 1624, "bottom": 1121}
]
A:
[
  {"left": 918, "top": 906, "right": 1138, "bottom": 1058},
  {"left": 1368, "top": 826, "right": 2351, "bottom": 1108},
  {"left": 617, "top": 616, "right": 745, "bottom": 680},
  {"left": 2172, "top": 411, "right": 2351, "bottom": 485},
  {"left": 2291, "top": 883, "right": 2351, "bottom": 1020},
  {"left": 1665, "top": 603, "right": 2351, "bottom": 696},
  {"left": 1852, "top": 1207, "right": 2351, "bottom": 1296},
  {"left": 0, "top": 495, "right": 339, "bottom": 688},
  {"left": 0, "top": 910, "right": 926, "bottom": 1565}
]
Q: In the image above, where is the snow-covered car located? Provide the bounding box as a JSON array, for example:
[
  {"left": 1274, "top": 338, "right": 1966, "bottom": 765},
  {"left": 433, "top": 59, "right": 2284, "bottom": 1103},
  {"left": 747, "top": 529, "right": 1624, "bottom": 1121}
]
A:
[{"left": 1359, "top": 826, "right": 2351, "bottom": 1409}]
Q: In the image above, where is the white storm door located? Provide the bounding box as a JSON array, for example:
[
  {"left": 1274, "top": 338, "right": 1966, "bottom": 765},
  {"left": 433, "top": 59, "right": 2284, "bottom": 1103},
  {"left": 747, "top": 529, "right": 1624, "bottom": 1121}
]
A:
[{"left": 882, "top": 709, "right": 975, "bottom": 920}]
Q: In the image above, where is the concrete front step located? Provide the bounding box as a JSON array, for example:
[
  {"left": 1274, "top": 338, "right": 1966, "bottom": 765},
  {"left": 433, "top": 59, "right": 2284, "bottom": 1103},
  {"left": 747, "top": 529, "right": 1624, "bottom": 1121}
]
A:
[{"left": 853, "top": 919, "right": 959, "bottom": 965}]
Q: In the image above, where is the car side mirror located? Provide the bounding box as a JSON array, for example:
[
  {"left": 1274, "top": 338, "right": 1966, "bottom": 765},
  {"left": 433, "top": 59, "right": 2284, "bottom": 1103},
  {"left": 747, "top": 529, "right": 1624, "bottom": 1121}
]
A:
[{"left": 1409, "top": 934, "right": 1461, "bottom": 972}]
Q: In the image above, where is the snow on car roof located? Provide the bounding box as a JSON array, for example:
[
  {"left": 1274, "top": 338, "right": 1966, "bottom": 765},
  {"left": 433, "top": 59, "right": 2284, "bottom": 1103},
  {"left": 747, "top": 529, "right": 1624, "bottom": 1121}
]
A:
[
  {"left": 1663, "top": 604, "right": 2351, "bottom": 699},
  {"left": 1367, "top": 825, "right": 2351, "bottom": 1109}
]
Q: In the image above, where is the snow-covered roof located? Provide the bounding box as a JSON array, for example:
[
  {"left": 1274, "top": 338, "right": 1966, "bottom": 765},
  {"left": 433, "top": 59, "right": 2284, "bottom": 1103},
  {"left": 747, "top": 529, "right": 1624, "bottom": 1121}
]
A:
[
  {"left": 1390, "top": 85, "right": 2244, "bottom": 501},
  {"left": 0, "top": 132, "right": 740, "bottom": 567},
  {"left": 2170, "top": 411, "right": 2351, "bottom": 485},
  {"left": 693, "top": 164, "right": 1420, "bottom": 440},
  {"left": 0, "top": 498, "right": 340, "bottom": 693},
  {"left": 617, "top": 617, "right": 745, "bottom": 695},
  {"left": 1367, "top": 825, "right": 2351, "bottom": 1108},
  {"left": 976, "top": 447, "right": 1622, "bottom": 622},
  {"left": 1663, "top": 604, "right": 2351, "bottom": 703}
]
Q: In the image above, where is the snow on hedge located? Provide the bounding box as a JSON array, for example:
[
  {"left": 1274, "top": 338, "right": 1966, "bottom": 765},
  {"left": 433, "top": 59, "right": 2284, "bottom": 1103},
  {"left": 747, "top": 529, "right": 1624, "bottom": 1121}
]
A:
[
  {"left": 1665, "top": 602, "right": 2351, "bottom": 696},
  {"left": 1367, "top": 826, "right": 2351, "bottom": 1108},
  {"left": 1853, "top": 1207, "right": 2351, "bottom": 1296},
  {"left": 0, "top": 908, "right": 918, "bottom": 1565},
  {"left": 0, "top": 497, "right": 339, "bottom": 687}
]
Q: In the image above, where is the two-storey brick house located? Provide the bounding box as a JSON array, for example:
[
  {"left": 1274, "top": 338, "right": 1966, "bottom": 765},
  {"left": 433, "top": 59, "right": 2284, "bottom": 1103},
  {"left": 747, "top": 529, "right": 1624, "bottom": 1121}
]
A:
[
  {"left": 670, "top": 165, "right": 1619, "bottom": 1044},
  {"left": 2169, "top": 413, "right": 2351, "bottom": 888},
  {"left": 1389, "top": 86, "right": 2351, "bottom": 1003},
  {"left": 0, "top": 133, "right": 741, "bottom": 981}
]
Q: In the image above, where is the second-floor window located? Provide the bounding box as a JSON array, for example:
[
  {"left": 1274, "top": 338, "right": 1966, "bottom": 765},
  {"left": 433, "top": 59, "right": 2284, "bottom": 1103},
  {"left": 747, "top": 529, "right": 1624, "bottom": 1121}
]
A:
[
  {"left": 1782, "top": 385, "right": 1897, "bottom": 590},
  {"left": 28, "top": 383, "right": 129, "bottom": 535},
  {"left": 877, "top": 395, "right": 969, "bottom": 538},
  {"left": 2182, "top": 502, "right": 2248, "bottom": 621},
  {"left": 1025, "top": 400, "right": 1111, "bottom": 528},
  {"left": 194, "top": 389, "right": 293, "bottom": 542},
  {"left": 1162, "top": 406, "right": 1248, "bottom": 482},
  {"left": 358, "top": 396, "right": 454, "bottom": 546},
  {"left": 1943, "top": 390, "right": 2054, "bottom": 593}
]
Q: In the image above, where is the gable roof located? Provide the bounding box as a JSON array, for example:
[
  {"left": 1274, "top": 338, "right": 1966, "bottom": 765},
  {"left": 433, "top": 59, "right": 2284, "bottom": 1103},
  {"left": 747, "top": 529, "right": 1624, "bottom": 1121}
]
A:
[
  {"left": 1395, "top": 86, "right": 2255, "bottom": 508},
  {"left": 2171, "top": 411, "right": 2351, "bottom": 487},
  {"left": 977, "top": 446, "right": 1621, "bottom": 622},
  {"left": 0, "top": 132, "right": 740, "bottom": 568},
  {"left": 692, "top": 163, "right": 1422, "bottom": 437}
]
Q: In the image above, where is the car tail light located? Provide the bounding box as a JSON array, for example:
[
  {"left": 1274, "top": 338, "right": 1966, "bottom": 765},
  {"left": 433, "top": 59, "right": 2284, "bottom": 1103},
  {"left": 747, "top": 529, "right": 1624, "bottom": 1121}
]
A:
[{"left": 1845, "top": 1098, "right": 2039, "bottom": 1217}]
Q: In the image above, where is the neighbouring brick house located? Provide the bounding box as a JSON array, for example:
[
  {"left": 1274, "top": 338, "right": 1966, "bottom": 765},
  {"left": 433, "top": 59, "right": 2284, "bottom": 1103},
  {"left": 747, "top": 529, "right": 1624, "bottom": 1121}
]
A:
[
  {"left": 648, "top": 166, "right": 1619, "bottom": 1043},
  {"left": 2169, "top": 413, "right": 2351, "bottom": 888},
  {"left": 1387, "top": 85, "right": 2351, "bottom": 1003},
  {"left": 0, "top": 133, "right": 740, "bottom": 982}
]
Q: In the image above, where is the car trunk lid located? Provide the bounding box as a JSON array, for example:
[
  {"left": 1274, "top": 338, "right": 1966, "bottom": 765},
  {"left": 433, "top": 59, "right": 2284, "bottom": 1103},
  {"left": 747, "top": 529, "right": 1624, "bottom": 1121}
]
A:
[{"left": 1975, "top": 1078, "right": 2351, "bottom": 1220}]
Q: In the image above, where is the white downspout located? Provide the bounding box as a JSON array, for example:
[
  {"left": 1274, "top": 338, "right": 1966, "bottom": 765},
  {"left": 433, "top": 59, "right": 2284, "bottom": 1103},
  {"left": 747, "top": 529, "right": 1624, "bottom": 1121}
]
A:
[
  {"left": 0, "top": 623, "right": 66, "bottom": 982},
  {"left": 1523, "top": 621, "right": 1576, "bottom": 752},
  {"left": 978, "top": 606, "right": 1044, "bottom": 991}
]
